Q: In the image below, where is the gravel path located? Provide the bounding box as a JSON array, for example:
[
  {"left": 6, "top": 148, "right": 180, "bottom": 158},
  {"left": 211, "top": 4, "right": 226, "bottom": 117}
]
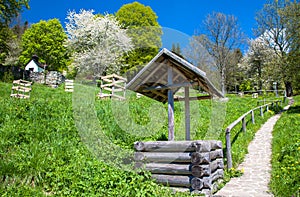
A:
[{"left": 215, "top": 104, "right": 291, "bottom": 197}]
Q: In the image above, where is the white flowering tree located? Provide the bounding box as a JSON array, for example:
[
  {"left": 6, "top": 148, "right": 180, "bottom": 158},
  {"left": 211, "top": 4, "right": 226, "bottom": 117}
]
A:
[
  {"left": 65, "top": 9, "right": 132, "bottom": 78},
  {"left": 240, "top": 38, "right": 279, "bottom": 90}
]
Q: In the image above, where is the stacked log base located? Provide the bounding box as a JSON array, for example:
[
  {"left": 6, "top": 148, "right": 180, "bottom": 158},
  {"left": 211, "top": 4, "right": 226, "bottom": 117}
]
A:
[{"left": 134, "top": 140, "right": 224, "bottom": 195}]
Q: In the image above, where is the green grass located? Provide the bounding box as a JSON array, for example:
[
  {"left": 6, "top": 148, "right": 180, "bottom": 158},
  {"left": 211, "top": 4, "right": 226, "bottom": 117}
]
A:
[
  {"left": 270, "top": 95, "right": 300, "bottom": 197},
  {"left": 0, "top": 82, "right": 286, "bottom": 196}
]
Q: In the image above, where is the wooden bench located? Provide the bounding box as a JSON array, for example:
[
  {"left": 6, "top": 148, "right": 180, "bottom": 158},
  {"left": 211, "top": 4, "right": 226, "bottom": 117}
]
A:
[{"left": 10, "top": 79, "right": 32, "bottom": 99}]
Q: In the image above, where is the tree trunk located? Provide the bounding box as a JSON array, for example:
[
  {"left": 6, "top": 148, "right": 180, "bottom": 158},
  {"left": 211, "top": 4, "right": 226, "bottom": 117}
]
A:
[
  {"left": 285, "top": 81, "right": 293, "bottom": 97},
  {"left": 221, "top": 67, "right": 226, "bottom": 95}
]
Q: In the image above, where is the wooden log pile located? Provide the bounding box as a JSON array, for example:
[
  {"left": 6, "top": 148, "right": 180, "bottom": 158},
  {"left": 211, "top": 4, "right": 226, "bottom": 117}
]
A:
[
  {"left": 134, "top": 140, "right": 224, "bottom": 195},
  {"left": 97, "top": 74, "right": 126, "bottom": 100},
  {"left": 10, "top": 79, "right": 32, "bottom": 99},
  {"left": 65, "top": 79, "right": 74, "bottom": 92}
]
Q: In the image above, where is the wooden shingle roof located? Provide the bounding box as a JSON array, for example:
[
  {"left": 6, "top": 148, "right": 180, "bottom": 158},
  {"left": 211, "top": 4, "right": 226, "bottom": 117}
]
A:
[{"left": 126, "top": 48, "right": 223, "bottom": 103}]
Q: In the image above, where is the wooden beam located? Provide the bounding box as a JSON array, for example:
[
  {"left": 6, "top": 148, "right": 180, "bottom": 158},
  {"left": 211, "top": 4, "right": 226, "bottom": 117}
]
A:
[
  {"left": 185, "top": 86, "right": 190, "bottom": 140},
  {"left": 197, "top": 78, "right": 210, "bottom": 93},
  {"left": 134, "top": 140, "right": 222, "bottom": 152},
  {"left": 142, "top": 82, "right": 196, "bottom": 91},
  {"left": 174, "top": 95, "right": 211, "bottom": 102},
  {"left": 138, "top": 59, "right": 168, "bottom": 89},
  {"left": 151, "top": 174, "right": 191, "bottom": 188},
  {"left": 136, "top": 162, "right": 192, "bottom": 175},
  {"left": 134, "top": 152, "right": 192, "bottom": 163},
  {"left": 168, "top": 65, "right": 175, "bottom": 141},
  {"left": 151, "top": 90, "right": 168, "bottom": 99}
]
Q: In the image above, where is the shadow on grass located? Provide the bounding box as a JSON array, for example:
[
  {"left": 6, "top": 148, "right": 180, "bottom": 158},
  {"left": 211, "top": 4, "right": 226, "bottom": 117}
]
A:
[{"left": 286, "top": 105, "right": 300, "bottom": 114}]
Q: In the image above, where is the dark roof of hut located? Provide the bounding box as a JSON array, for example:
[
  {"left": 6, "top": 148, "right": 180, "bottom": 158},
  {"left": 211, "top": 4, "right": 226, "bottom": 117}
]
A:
[{"left": 126, "top": 48, "right": 224, "bottom": 103}]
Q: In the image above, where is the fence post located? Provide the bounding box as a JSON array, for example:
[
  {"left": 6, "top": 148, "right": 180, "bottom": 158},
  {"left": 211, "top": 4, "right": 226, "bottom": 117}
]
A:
[
  {"left": 225, "top": 128, "right": 232, "bottom": 169},
  {"left": 266, "top": 105, "right": 269, "bottom": 112},
  {"left": 242, "top": 117, "right": 246, "bottom": 132},
  {"left": 251, "top": 110, "right": 255, "bottom": 124},
  {"left": 283, "top": 90, "right": 287, "bottom": 103},
  {"left": 260, "top": 106, "right": 264, "bottom": 117}
]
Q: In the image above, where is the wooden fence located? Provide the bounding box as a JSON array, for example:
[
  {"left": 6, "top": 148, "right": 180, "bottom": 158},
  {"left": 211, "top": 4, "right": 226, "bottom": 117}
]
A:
[
  {"left": 10, "top": 79, "right": 32, "bottom": 99},
  {"left": 225, "top": 100, "right": 283, "bottom": 169},
  {"left": 229, "top": 90, "right": 286, "bottom": 96},
  {"left": 97, "top": 74, "right": 126, "bottom": 100},
  {"left": 134, "top": 140, "right": 224, "bottom": 195}
]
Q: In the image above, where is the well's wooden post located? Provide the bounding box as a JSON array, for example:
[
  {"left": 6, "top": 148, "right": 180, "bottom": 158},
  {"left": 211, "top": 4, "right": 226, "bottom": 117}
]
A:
[
  {"left": 185, "top": 86, "right": 190, "bottom": 140},
  {"left": 168, "top": 66, "right": 174, "bottom": 141},
  {"left": 225, "top": 128, "right": 232, "bottom": 169},
  {"left": 111, "top": 76, "right": 115, "bottom": 97}
]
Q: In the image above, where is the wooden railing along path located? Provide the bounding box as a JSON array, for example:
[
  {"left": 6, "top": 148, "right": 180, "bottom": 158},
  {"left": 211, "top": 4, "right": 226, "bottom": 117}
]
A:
[{"left": 225, "top": 99, "right": 283, "bottom": 169}]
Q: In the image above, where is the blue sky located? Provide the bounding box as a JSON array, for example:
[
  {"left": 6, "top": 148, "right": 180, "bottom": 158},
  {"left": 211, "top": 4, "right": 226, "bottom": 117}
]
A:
[{"left": 21, "top": 0, "right": 267, "bottom": 51}]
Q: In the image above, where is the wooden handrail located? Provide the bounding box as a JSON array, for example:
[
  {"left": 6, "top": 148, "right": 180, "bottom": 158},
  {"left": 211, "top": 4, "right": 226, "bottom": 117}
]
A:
[{"left": 225, "top": 100, "right": 283, "bottom": 169}]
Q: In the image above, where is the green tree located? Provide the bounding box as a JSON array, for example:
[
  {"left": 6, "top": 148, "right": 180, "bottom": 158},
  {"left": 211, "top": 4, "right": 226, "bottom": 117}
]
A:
[
  {"left": 225, "top": 48, "right": 244, "bottom": 92},
  {"left": 0, "top": 0, "right": 29, "bottom": 25},
  {"left": 254, "top": 0, "right": 294, "bottom": 96},
  {"left": 4, "top": 20, "right": 28, "bottom": 66},
  {"left": 280, "top": 1, "right": 300, "bottom": 93},
  {"left": 115, "top": 1, "right": 162, "bottom": 74},
  {"left": 0, "top": 25, "right": 14, "bottom": 63},
  {"left": 240, "top": 38, "right": 280, "bottom": 91},
  {"left": 20, "top": 19, "right": 68, "bottom": 71}
]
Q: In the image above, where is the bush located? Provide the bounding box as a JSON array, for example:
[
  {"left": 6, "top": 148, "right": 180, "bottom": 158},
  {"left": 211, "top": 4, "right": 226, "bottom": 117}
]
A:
[
  {"left": 1, "top": 70, "right": 14, "bottom": 83},
  {"left": 239, "top": 80, "right": 252, "bottom": 91}
]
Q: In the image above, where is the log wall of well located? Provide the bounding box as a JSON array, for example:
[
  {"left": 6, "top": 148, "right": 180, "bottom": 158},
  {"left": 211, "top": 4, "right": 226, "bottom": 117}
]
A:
[{"left": 134, "top": 140, "right": 224, "bottom": 195}]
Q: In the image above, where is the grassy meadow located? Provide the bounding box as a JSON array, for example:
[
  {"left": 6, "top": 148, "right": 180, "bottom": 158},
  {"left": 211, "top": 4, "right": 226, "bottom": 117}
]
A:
[
  {"left": 0, "top": 81, "right": 286, "bottom": 196},
  {"left": 270, "top": 95, "right": 300, "bottom": 197}
]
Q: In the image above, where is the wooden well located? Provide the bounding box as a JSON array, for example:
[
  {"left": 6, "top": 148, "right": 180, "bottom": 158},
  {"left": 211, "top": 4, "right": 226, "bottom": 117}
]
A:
[
  {"left": 134, "top": 140, "right": 224, "bottom": 195},
  {"left": 126, "top": 48, "right": 224, "bottom": 140}
]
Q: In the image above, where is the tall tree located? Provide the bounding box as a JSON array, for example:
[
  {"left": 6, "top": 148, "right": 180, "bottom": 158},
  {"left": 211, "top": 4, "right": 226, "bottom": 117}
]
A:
[
  {"left": 4, "top": 20, "right": 28, "bottom": 66},
  {"left": 184, "top": 35, "right": 221, "bottom": 90},
  {"left": 19, "top": 19, "right": 68, "bottom": 71},
  {"left": 0, "top": 0, "right": 29, "bottom": 25},
  {"left": 240, "top": 38, "right": 279, "bottom": 91},
  {"left": 65, "top": 10, "right": 132, "bottom": 78},
  {"left": 254, "top": 0, "right": 293, "bottom": 96},
  {"left": 0, "top": 25, "right": 14, "bottom": 63},
  {"left": 115, "top": 2, "right": 162, "bottom": 74},
  {"left": 225, "top": 48, "right": 244, "bottom": 92},
  {"left": 196, "top": 12, "right": 245, "bottom": 94},
  {"left": 279, "top": 1, "right": 300, "bottom": 92}
]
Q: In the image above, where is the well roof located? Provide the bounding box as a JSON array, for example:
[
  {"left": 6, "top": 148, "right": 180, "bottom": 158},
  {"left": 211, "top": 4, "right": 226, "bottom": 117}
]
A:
[{"left": 126, "top": 48, "right": 224, "bottom": 103}]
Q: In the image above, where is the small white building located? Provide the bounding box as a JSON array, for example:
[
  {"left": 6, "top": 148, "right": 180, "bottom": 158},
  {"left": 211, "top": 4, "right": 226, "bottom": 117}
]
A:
[{"left": 24, "top": 55, "right": 45, "bottom": 73}]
